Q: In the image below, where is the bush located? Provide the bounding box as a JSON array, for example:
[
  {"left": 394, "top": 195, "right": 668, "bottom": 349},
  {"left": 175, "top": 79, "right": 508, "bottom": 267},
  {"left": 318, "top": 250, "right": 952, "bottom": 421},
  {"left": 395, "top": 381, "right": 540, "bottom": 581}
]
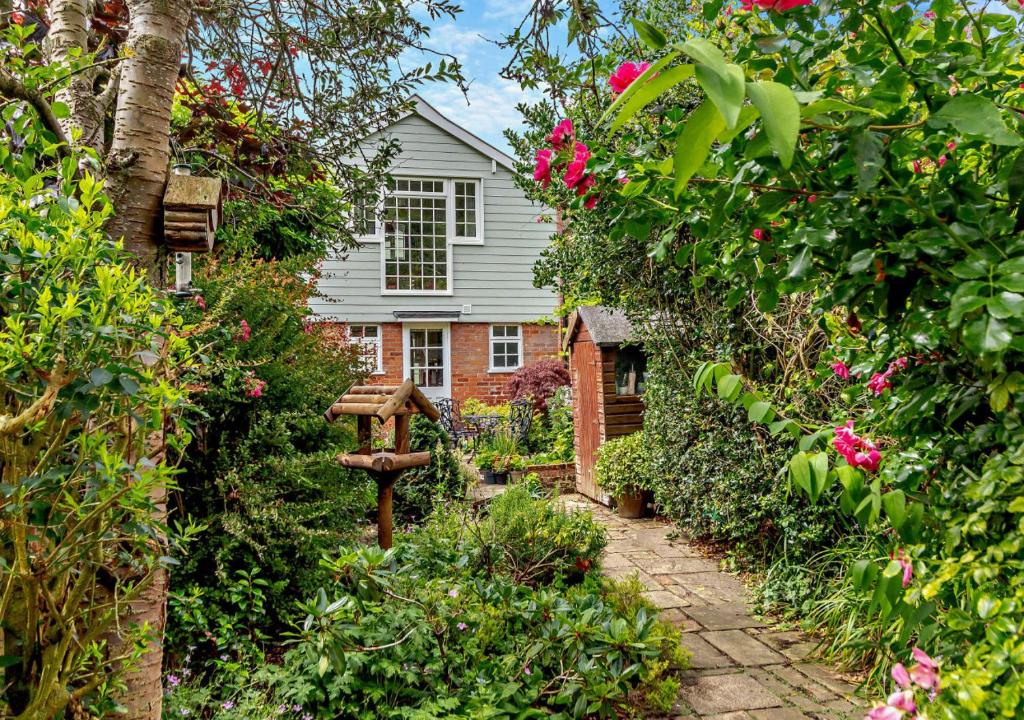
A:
[
  {"left": 526, "top": 385, "right": 575, "bottom": 463},
  {"left": 594, "top": 431, "right": 657, "bottom": 498},
  {"left": 392, "top": 414, "right": 465, "bottom": 523},
  {"left": 169, "top": 254, "right": 373, "bottom": 650},
  {"left": 268, "top": 494, "right": 683, "bottom": 718},
  {"left": 505, "top": 358, "right": 570, "bottom": 411}
]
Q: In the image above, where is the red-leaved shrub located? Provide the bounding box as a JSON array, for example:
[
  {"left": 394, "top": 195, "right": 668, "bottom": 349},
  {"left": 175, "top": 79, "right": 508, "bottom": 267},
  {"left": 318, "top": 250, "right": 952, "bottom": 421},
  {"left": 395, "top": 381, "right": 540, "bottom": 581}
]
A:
[{"left": 505, "top": 359, "right": 570, "bottom": 410}]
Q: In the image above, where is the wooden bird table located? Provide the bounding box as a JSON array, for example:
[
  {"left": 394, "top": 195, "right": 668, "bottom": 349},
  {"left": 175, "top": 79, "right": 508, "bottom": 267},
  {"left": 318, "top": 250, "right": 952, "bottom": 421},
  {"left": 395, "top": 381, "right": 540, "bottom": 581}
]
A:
[{"left": 323, "top": 379, "right": 440, "bottom": 549}]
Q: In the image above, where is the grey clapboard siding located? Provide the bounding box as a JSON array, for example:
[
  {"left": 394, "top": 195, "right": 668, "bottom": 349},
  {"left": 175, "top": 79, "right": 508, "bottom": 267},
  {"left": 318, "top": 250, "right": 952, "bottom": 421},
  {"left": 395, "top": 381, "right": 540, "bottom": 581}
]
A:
[{"left": 309, "top": 112, "right": 557, "bottom": 324}]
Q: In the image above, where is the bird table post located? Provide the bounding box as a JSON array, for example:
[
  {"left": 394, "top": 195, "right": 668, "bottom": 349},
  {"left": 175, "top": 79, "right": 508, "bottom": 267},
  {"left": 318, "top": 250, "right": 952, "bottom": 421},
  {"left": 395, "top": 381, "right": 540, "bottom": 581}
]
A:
[{"left": 323, "top": 379, "right": 440, "bottom": 549}]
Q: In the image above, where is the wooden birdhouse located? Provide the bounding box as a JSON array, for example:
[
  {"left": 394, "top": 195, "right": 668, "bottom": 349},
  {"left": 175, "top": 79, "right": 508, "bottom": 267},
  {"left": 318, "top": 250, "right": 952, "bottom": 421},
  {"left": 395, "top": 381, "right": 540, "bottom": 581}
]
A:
[
  {"left": 162, "top": 171, "right": 222, "bottom": 252},
  {"left": 324, "top": 379, "right": 440, "bottom": 548}
]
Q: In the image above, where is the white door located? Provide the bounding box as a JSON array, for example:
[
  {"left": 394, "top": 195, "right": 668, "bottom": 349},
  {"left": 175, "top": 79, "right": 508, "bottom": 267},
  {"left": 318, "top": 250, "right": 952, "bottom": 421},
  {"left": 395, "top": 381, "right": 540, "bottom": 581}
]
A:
[{"left": 403, "top": 323, "right": 451, "bottom": 399}]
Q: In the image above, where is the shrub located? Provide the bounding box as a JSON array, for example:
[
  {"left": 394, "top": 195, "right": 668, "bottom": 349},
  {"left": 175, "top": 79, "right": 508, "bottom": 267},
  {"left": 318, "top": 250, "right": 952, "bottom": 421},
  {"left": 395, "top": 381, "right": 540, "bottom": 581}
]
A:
[
  {"left": 594, "top": 431, "right": 657, "bottom": 498},
  {"left": 527, "top": 384, "right": 575, "bottom": 463},
  {"left": 0, "top": 169, "right": 192, "bottom": 716},
  {"left": 392, "top": 415, "right": 465, "bottom": 523},
  {"left": 505, "top": 358, "right": 570, "bottom": 410},
  {"left": 269, "top": 495, "right": 682, "bottom": 718}
]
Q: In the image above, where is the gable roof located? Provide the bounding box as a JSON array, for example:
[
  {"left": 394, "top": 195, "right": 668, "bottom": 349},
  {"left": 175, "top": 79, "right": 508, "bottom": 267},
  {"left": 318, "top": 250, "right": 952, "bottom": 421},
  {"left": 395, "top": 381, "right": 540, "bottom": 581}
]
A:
[
  {"left": 393, "top": 94, "right": 517, "bottom": 171},
  {"left": 563, "top": 306, "right": 637, "bottom": 351}
]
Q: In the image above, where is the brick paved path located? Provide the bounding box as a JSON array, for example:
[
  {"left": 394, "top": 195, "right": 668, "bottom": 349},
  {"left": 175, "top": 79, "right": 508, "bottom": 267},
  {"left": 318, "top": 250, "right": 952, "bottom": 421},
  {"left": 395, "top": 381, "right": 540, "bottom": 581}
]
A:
[{"left": 558, "top": 495, "right": 866, "bottom": 720}]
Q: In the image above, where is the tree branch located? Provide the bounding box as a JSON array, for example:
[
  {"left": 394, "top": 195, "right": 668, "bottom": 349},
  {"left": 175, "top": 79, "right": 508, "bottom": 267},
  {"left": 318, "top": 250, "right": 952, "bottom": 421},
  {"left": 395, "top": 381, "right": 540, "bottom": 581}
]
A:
[{"left": 0, "top": 69, "right": 71, "bottom": 156}]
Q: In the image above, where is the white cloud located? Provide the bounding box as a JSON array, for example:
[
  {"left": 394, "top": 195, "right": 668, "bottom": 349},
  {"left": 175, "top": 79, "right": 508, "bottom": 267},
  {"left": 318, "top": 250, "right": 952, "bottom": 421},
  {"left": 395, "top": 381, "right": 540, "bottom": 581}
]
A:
[
  {"left": 419, "top": 77, "right": 542, "bottom": 154},
  {"left": 481, "top": 0, "right": 533, "bottom": 21}
]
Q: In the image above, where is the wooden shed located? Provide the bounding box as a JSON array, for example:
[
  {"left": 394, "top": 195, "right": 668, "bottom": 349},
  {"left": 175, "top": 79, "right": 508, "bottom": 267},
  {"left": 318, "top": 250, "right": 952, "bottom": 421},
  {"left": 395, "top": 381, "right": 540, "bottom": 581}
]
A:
[{"left": 563, "top": 306, "right": 647, "bottom": 502}]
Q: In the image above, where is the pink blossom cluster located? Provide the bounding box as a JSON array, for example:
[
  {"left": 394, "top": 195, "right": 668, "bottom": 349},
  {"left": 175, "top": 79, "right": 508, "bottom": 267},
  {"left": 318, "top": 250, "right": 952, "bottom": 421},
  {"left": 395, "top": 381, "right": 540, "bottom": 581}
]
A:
[
  {"left": 833, "top": 420, "right": 881, "bottom": 472},
  {"left": 533, "top": 119, "right": 600, "bottom": 209},
  {"left": 244, "top": 374, "right": 266, "bottom": 398},
  {"left": 608, "top": 61, "right": 650, "bottom": 94},
  {"left": 239, "top": 319, "right": 252, "bottom": 342},
  {"left": 912, "top": 141, "right": 956, "bottom": 174},
  {"left": 867, "top": 648, "right": 940, "bottom": 719},
  {"left": 740, "top": 0, "right": 812, "bottom": 12},
  {"left": 867, "top": 356, "right": 909, "bottom": 396}
]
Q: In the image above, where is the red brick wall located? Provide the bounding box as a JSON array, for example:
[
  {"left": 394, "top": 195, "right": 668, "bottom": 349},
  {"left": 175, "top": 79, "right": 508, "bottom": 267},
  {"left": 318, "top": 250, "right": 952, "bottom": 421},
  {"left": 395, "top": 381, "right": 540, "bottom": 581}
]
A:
[{"left": 328, "top": 321, "right": 560, "bottom": 404}]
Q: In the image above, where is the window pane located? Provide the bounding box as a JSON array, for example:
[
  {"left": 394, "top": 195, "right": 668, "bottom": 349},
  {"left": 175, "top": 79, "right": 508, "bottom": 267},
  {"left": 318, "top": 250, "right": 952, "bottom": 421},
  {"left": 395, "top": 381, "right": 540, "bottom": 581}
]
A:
[
  {"left": 454, "top": 180, "right": 477, "bottom": 237},
  {"left": 383, "top": 193, "right": 449, "bottom": 292}
]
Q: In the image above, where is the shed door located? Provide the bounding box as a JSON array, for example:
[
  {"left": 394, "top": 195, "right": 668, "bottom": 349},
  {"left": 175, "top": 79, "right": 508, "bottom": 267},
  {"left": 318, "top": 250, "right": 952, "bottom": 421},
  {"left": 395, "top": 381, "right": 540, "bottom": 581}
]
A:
[{"left": 571, "top": 338, "right": 604, "bottom": 502}]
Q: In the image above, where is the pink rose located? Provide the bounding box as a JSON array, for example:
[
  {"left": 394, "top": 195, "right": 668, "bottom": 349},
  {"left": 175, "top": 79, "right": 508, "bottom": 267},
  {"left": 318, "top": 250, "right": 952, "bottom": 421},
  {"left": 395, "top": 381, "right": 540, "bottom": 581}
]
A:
[
  {"left": 938, "top": 154, "right": 947, "bottom": 168},
  {"left": 547, "top": 119, "right": 574, "bottom": 150},
  {"left": 867, "top": 370, "right": 892, "bottom": 396},
  {"left": 912, "top": 159, "right": 923, "bottom": 174},
  {"left": 831, "top": 361, "right": 850, "bottom": 380},
  {"left": 239, "top": 319, "right": 251, "bottom": 342},
  {"left": 833, "top": 420, "right": 882, "bottom": 472},
  {"left": 609, "top": 61, "right": 651, "bottom": 95},
  {"left": 752, "top": 228, "right": 766, "bottom": 241},
  {"left": 770, "top": 0, "right": 812, "bottom": 10},
  {"left": 584, "top": 194, "right": 599, "bottom": 210},
  {"left": 534, "top": 148, "right": 554, "bottom": 187},
  {"left": 563, "top": 142, "right": 591, "bottom": 189},
  {"left": 923, "top": 9, "right": 936, "bottom": 19},
  {"left": 892, "top": 663, "right": 911, "bottom": 688},
  {"left": 575, "top": 174, "right": 596, "bottom": 197}
]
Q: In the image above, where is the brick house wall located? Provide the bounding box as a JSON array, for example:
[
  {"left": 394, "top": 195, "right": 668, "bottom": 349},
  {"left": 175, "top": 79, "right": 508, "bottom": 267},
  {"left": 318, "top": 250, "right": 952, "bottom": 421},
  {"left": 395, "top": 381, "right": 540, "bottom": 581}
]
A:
[{"left": 326, "top": 322, "right": 561, "bottom": 404}]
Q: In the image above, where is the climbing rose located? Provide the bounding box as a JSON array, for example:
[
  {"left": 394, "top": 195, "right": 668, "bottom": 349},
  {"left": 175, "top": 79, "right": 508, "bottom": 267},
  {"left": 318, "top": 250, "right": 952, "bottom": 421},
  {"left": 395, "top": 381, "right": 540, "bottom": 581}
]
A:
[
  {"left": 563, "top": 142, "right": 591, "bottom": 188},
  {"left": 534, "top": 148, "right": 554, "bottom": 187},
  {"left": 867, "top": 371, "right": 892, "bottom": 396},
  {"left": 575, "top": 174, "right": 596, "bottom": 197},
  {"left": 609, "top": 61, "right": 651, "bottom": 94},
  {"left": 239, "top": 319, "right": 251, "bottom": 341},
  {"left": 831, "top": 361, "right": 850, "bottom": 379},
  {"left": 584, "top": 194, "right": 599, "bottom": 210},
  {"left": 752, "top": 228, "right": 766, "bottom": 241},
  {"left": 938, "top": 154, "right": 948, "bottom": 168},
  {"left": 892, "top": 663, "right": 911, "bottom": 688},
  {"left": 833, "top": 421, "right": 882, "bottom": 472},
  {"left": 547, "top": 119, "right": 574, "bottom": 149},
  {"left": 743, "top": 0, "right": 811, "bottom": 11}
]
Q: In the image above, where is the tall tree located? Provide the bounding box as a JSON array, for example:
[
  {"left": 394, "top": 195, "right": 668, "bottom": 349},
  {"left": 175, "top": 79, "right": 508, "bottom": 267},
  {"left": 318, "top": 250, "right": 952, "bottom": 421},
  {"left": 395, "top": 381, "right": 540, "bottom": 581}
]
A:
[{"left": 0, "top": 2, "right": 465, "bottom": 718}]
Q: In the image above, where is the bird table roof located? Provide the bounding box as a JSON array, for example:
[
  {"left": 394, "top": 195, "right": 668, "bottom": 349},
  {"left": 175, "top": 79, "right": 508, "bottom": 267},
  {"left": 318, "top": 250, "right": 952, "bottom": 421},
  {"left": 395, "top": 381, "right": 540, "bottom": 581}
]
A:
[{"left": 323, "top": 378, "right": 440, "bottom": 423}]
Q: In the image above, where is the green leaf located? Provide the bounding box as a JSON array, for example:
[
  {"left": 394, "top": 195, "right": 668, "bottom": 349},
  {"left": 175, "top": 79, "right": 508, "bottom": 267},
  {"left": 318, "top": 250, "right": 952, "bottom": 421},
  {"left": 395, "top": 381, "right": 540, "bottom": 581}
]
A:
[
  {"left": 988, "top": 291, "right": 1024, "bottom": 319},
  {"left": 807, "top": 452, "right": 830, "bottom": 504},
  {"left": 789, "top": 452, "right": 811, "bottom": 497},
  {"left": 717, "top": 105, "right": 760, "bottom": 145},
  {"left": 1008, "top": 151, "right": 1024, "bottom": 203},
  {"left": 850, "top": 559, "right": 878, "bottom": 592},
  {"left": 678, "top": 38, "right": 744, "bottom": 128},
  {"left": 882, "top": 490, "right": 907, "bottom": 529},
  {"left": 717, "top": 373, "right": 742, "bottom": 401},
  {"left": 90, "top": 368, "right": 113, "bottom": 386},
  {"left": 931, "top": 95, "right": 1022, "bottom": 146},
  {"left": 745, "top": 81, "right": 800, "bottom": 168},
  {"left": 610, "top": 64, "right": 696, "bottom": 133},
  {"left": 786, "top": 247, "right": 813, "bottom": 280},
  {"left": 801, "top": 98, "right": 883, "bottom": 117},
  {"left": 852, "top": 131, "right": 885, "bottom": 194},
  {"left": 632, "top": 18, "right": 667, "bottom": 50},
  {"left": 51, "top": 101, "right": 71, "bottom": 119},
  {"left": 976, "top": 595, "right": 1000, "bottom": 620},
  {"left": 673, "top": 101, "right": 726, "bottom": 196},
  {"left": 747, "top": 401, "right": 773, "bottom": 423},
  {"left": 963, "top": 314, "right": 1013, "bottom": 354}
]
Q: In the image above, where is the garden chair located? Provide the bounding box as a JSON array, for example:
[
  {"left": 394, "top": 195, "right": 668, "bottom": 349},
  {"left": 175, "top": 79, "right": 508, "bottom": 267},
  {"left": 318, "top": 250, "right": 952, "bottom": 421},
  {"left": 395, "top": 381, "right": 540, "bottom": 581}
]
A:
[
  {"left": 434, "top": 397, "right": 477, "bottom": 448},
  {"left": 508, "top": 398, "right": 533, "bottom": 445}
]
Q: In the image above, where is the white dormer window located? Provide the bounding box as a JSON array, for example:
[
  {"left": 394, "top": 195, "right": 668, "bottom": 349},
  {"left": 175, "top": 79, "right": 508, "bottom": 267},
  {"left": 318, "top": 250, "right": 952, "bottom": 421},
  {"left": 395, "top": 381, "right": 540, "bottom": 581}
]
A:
[{"left": 358, "top": 176, "right": 484, "bottom": 295}]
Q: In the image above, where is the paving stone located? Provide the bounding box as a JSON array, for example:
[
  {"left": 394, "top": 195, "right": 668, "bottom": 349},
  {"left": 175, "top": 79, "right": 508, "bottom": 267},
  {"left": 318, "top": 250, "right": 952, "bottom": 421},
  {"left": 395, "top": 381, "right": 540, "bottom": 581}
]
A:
[
  {"left": 680, "top": 632, "right": 736, "bottom": 669},
  {"left": 654, "top": 543, "right": 703, "bottom": 558},
  {"left": 684, "top": 605, "right": 768, "bottom": 631},
  {"left": 750, "top": 708, "right": 811, "bottom": 719},
  {"left": 704, "top": 713, "right": 755, "bottom": 720},
  {"left": 702, "top": 630, "right": 788, "bottom": 666},
  {"left": 758, "top": 631, "right": 819, "bottom": 662},
  {"left": 644, "top": 589, "right": 691, "bottom": 608},
  {"left": 679, "top": 673, "right": 785, "bottom": 715},
  {"left": 601, "top": 553, "right": 635, "bottom": 568},
  {"left": 647, "top": 558, "right": 719, "bottom": 574},
  {"left": 659, "top": 607, "right": 701, "bottom": 632},
  {"left": 793, "top": 663, "right": 861, "bottom": 697},
  {"left": 763, "top": 665, "right": 836, "bottom": 702}
]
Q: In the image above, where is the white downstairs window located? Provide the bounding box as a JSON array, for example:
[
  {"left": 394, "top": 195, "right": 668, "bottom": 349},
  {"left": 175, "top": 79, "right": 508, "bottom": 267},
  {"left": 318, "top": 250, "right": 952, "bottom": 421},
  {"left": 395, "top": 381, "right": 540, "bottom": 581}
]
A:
[
  {"left": 349, "top": 324, "right": 383, "bottom": 374},
  {"left": 489, "top": 324, "right": 522, "bottom": 372}
]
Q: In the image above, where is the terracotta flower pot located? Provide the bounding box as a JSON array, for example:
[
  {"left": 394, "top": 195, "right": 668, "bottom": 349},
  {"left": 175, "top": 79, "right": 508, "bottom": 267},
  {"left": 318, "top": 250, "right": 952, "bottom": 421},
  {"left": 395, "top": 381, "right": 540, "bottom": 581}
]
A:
[{"left": 617, "top": 489, "right": 647, "bottom": 519}]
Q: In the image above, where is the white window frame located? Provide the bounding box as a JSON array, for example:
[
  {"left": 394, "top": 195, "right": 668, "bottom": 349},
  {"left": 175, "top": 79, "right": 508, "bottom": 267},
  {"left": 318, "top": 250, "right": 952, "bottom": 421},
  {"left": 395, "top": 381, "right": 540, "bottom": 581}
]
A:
[
  {"left": 349, "top": 324, "right": 384, "bottom": 375},
  {"left": 354, "top": 174, "right": 485, "bottom": 295},
  {"left": 488, "top": 324, "right": 523, "bottom": 373}
]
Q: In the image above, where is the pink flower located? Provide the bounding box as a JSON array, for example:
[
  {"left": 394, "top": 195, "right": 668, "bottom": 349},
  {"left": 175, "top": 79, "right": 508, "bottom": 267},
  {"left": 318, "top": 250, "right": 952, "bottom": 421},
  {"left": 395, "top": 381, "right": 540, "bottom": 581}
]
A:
[
  {"left": 523, "top": 665, "right": 532, "bottom": 676},
  {"left": 867, "top": 370, "right": 892, "bottom": 396},
  {"left": 747, "top": 0, "right": 812, "bottom": 11},
  {"left": 907, "top": 648, "right": 940, "bottom": 692},
  {"left": 946, "top": 141, "right": 957, "bottom": 151},
  {"left": 752, "top": 228, "right": 766, "bottom": 241},
  {"left": 938, "top": 154, "right": 948, "bottom": 168},
  {"left": 584, "top": 194, "right": 599, "bottom": 210},
  {"left": 833, "top": 421, "right": 882, "bottom": 472},
  {"left": 923, "top": 9, "right": 936, "bottom": 19},
  {"left": 609, "top": 61, "right": 651, "bottom": 95},
  {"left": 239, "top": 319, "right": 251, "bottom": 342},
  {"left": 11, "top": 11, "right": 24, "bottom": 24},
  {"left": 892, "top": 663, "right": 911, "bottom": 688},
  {"left": 303, "top": 322, "right": 314, "bottom": 334},
  {"left": 222, "top": 701, "right": 235, "bottom": 710},
  {"left": 575, "top": 174, "right": 596, "bottom": 197},
  {"left": 547, "top": 119, "right": 574, "bottom": 149},
  {"left": 457, "top": 622, "right": 468, "bottom": 631},
  {"left": 618, "top": 176, "right": 630, "bottom": 184},
  {"left": 194, "top": 294, "right": 206, "bottom": 311},
  {"left": 807, "top": 194, "right": 817, "bottom": 203},
  {"left": 866, "top": 705, "right": 903, "bottom": 720},
  {"left": 912, "top": 159, "right": 923, "bottom": 174},
  {"left": 887, "top": 690, "right": 917, "bottom": 714},
  {"left": 894, "top": 549, "right": 913, "bottom": 588},
  {"left": 563, "top": 142, "right": 591, "bottom": 188},
  {"left": 448, "top": 588, "right": 459, "bottom": 598},
  {"left": 246, "top": 379, "right": 266, "bottom": 398},
  {"left": 534, "top": 148, "right": 554, "bottom": 187},
  {"left": 831, "top": 361, "right": 850, "bottom": 380}
]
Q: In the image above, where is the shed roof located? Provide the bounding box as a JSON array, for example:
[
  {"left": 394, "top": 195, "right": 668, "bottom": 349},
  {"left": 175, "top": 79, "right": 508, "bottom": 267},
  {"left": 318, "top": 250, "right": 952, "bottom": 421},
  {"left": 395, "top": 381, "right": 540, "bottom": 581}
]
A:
[{"left": 563, "top": 306, "right": 637, "bottom": 351}]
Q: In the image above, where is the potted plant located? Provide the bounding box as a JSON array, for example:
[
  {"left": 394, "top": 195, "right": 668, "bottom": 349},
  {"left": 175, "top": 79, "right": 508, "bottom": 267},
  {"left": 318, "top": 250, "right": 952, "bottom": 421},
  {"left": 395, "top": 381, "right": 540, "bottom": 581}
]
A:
[
  {"left": 474, "top": 449, "right": 498, "bottom": 484},
  {"left": 507, "top": 455, "right": 528, "bottom": 483},
  {"left": 488, "top": 428, "right": 521, "bottom": 485},
  {"left": 594, "top": 431, "right": 655, "bottom": 519}
]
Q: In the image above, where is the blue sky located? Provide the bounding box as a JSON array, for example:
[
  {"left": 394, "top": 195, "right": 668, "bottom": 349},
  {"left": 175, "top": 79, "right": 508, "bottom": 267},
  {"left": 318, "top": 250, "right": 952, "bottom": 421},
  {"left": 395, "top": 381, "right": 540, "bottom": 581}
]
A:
[{"left": 410, "top": 0, "right": 612, "bottom": 156}]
